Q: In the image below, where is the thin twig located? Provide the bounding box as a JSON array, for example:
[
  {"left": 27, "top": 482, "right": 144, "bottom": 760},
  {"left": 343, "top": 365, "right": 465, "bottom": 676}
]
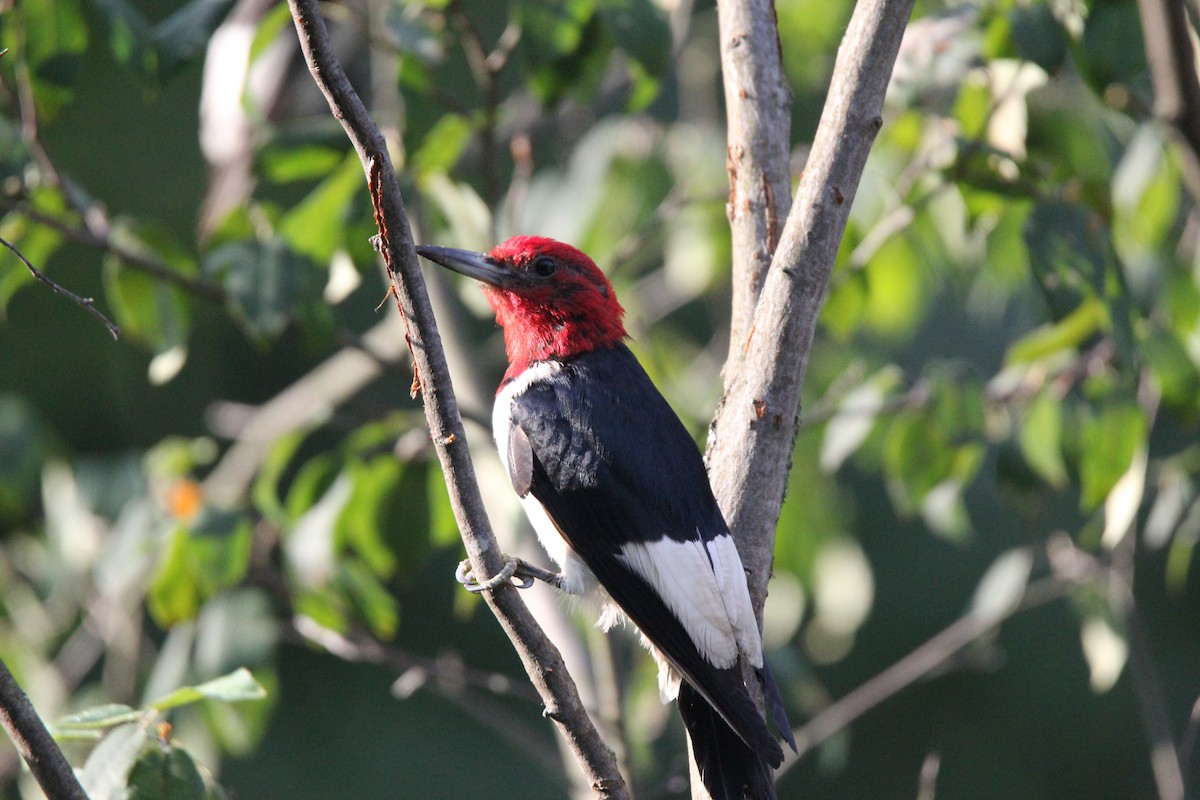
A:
[
  {"left": 7, "top": 204, "right": 227, "bottom": 304},
  {"left": 0, "top": 235, "right": 119, "bottom": 339},
  {"left": 284, "top": 2, "right": 629, "bottom": 796},
  {"left": 776, "top": 574, "right": 1070, "bottom": 776},
  {"left": 0, "top": 658, "right": 90, "bottom": 800}
]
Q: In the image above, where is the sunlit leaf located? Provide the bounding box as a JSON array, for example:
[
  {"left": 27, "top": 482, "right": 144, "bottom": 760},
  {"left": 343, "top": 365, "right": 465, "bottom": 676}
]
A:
[
  {"left": 336, "top": 458, "right": 403, "bottom": 577},
  {"left": 1079, "top": 615, "right": 1127, "bottom": 693},
  {"left": 3, "top": 0, "right": 88, "bottom": 119},
  {"left": 970, "top": 548, "right": 1033, "bottom": 625},
  {"left": 1100, "top": 442, "right": 1146, "bottom": 550},
  {"left": 56, "top": 704, "right": 141, "bottom": 731},
  {"left": 1078, "top": 401, "right": 1147, "bottom": 511},
  {"left": 340, "top": 560, "right": 399, "bottom": 639},
  {"left": 1144, "top": 466, "right": 1192, "bottom": 550},
  {"left": 1005, "top": 295, "right": 1106, "bottom": 364},
  {"left": 259, "top": 144, "right": 345, "bottom": 184},
  {"left": 821, "top": 366, "right": 903, "bottom": 472},
  {"left": 148, "top": 528, "right": 202, "bottom": 626},
  {"left": 412, "top": 114, "right": 473, "bottom": 181},
  {"left": 1019, "top": 389, "right": 1068, "bottom": 486},
  {"left": 80, "top": 723, "right": 148, "bottom": 799},
  {"left": 150, "top": 668, "right": 267, "bottom": 710},
  {"left": 251, "top": 428, "right": 315, "bottom": 524},
  {"left": 278, "top": 155, "right": 364, "bottom": 263}
]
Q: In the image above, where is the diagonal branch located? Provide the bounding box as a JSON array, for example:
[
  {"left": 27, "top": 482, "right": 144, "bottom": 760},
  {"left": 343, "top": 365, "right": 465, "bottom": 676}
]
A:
[
  {"left": 708, "top": 0, "right": 915, "bottom": 616},
  {"left": 284, "top": 2, "right": 628, "bottom": 797},
  {"left": 0, "top": 658, "right": 90, "bottom": 800},
  {"left": 1, "top": 235, "right": 119, "bottom": 339}
]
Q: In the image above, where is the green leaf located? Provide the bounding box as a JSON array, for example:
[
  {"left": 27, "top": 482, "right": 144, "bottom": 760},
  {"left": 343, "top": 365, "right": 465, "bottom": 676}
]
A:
[
  {"left": 1020, "top": 389, "right": 1069, "bottom": 487},
  {"left": 820, "top": 366, "right": 903, "bottom": 472},
  {"left": 56, "top": 704, "right": 141, "bottom": 731},
  {"left": 149, "top": 668, "right": 267, "bottom": 711},
  {"left": 80, "top": 723, "right": 148, "bottom": 799},
  {"left": 970, "top": 548, "right": 1033, "bottom": 625},
  {"left": 104, "top": 257, "right": 191, "bottom": 361},
  {"left": 1075, "top": 1, "right": 1145, "bottom": 92},
  {"left": 0, "top": 394, "right": 55, "bottom": 523},
  {"left": 336, "top": 458, "right": 403, "bottom": 577},
  {"left": 3, "top": 0, "right": 89, "bottom": 119},
  {"left": 412, "top": 114, "right": 474, "bottom": 181},
  {"left": 1079, "top": 402, "right": 1148, "bottom": 510},
  {"left": 598, "top": 0, "right": 671, "bottom": 77},
  {"left": 259, "top": 144, "right": 345, "bottom": 184},
  {"left": 1005, "top": 296, "right": 1106, "bottom": 365},
  {"left": 1142, "top": 329, "right": 1200, "bottom": 416},
  {"left": 339, "top": 560, "right": 399, "bottom": 639},
  {"left": 0, "top": 200, "right": 65, "bottom": 316},
  {"left": 127, "top": 744, "right": 205, "bottom": 800},
  {"left": 252, "top": 427, "right": 314, "bottom": 524},
  {"left": 204, "top": 239, "right": 314, "bottom": 343},
  {"left": 278, "top": 155, "right": 364, "bottom": 263},
  {"left": 1008, "top": 4, "right": 1067, "bottom": 73},
  {"left": 148, "top": 528, "right": 202, "bottom": 626},
  {"left": 102, "top": 220, "right": 195, "bottom": 366},
  {"left": 151, "top": 0, "right": 238, "bottom": 78},
  {"left": 249, "top": 2, "right": 294, "bottom": 64}
]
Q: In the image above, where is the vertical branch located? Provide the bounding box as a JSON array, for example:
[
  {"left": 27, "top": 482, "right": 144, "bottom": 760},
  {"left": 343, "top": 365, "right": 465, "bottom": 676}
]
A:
[
  {"left": 285, "top": 3, "right": 628, "bottom": 797},
  {"left": 715, "top": 0, "right": 793, "bottom": 375},
  {"left": 707, "top": 0, "right": 914, "bottom": 612},
  {"left": 1136, "top": 0, "right": 1200, "bottom": 198},
  {"left": 0, "top": 658, "right": 90, "bottom": 800}
]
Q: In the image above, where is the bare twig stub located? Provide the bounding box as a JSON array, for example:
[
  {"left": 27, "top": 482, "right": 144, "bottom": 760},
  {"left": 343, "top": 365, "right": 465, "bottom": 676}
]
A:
[
  {"left": 1, "top": 235, "right": 120, "bottom": 339},
  {"left": 708, "top": 0, "right": 915, "bottom": 618},
  {"left": 0, "top": 658, "right": 90, "bottom": 800},
  {"left": 284, "top": 1, "right": 628, "bottom": 796}
]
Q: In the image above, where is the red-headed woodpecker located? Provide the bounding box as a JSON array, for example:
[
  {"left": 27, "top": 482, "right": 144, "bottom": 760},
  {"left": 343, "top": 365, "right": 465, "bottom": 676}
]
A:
[{"left": 417, "top": 236, "right": 795, "bottom": 800}]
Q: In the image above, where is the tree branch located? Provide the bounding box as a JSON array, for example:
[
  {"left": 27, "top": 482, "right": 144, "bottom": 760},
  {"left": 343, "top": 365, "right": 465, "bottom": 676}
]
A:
[
  {"left": 708, "top": 0, "right": 914, "bottom": 616},
  {"left": 0, "top": 235, "right": 119, "bottom": 339},
  {"left": 715, "top": 0, "right": 793, "bottom": 374},
  {"left": 1136, "top": 0, "right": 1200, "bottom": 200},
  {"left": 0, "top": 658, "right": 90, "bottom": 800},
  {"left": 284, "top": 2, "right": 628, "bottom": 796}
]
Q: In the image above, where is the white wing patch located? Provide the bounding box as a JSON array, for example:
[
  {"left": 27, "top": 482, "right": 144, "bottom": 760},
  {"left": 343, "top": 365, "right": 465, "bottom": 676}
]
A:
[{"left": 617, "top": 534, "right": 763, "bottom": 671}]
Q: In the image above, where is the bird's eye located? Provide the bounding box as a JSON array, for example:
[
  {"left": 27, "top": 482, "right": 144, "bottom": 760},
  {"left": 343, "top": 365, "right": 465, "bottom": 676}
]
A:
[{"left": 532, "top": 256, "right": 557, "bottom": 277}]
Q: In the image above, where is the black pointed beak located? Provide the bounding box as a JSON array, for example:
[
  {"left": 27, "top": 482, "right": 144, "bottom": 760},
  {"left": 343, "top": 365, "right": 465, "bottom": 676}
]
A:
[{"left": 415, "top": 245, "right": 508, "bottom": 288}]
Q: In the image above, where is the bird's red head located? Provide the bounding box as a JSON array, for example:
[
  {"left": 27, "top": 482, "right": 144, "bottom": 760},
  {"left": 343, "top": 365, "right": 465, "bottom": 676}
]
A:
[{"left": 416, "top": 236, "right": 626, "bottom": 381}]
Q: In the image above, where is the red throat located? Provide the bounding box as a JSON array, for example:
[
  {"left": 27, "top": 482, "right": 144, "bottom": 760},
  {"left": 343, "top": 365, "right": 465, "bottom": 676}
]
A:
[{"left": 485, "top": 236, "right": 627, "bottom": 381}]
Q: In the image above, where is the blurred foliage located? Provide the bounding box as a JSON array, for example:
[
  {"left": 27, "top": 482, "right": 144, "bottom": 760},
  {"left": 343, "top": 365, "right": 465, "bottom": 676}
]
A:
[{"left": 0, "top": 0, "right": 1199, "bottom": 798}]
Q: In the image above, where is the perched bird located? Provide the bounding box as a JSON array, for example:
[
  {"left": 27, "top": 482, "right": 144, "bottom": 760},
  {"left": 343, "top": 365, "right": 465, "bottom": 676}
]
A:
[{"left": 417, "top": 236, "right": 794, "bottom": 799}]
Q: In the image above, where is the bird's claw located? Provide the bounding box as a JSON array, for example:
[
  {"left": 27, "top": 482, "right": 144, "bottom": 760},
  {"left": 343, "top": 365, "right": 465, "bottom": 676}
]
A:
[{"left": 455, "top": 556, "right": 561, "bottom": 593}]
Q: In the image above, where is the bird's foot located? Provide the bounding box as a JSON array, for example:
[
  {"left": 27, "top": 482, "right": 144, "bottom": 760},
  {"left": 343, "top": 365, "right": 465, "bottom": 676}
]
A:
[{"left": 455, "top": 556, "right": 563, "bottom": 594}]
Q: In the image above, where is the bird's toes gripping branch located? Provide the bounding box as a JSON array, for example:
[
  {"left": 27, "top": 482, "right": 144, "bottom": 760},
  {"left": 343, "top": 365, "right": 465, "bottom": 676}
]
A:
[{"left": 455, "top": 556, "right": 564, "bottom": 594}]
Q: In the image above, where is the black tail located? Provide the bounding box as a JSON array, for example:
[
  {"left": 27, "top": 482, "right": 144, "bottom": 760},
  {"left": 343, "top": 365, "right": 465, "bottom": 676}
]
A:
[{"left": 678, "top": 682, "right": 778, "bottom": 800}]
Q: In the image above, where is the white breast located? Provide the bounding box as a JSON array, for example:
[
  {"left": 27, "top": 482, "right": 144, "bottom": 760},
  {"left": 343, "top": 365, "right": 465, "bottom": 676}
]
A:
[{"left": 493, "top": 361, "right": 597, "bottom": 596}]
